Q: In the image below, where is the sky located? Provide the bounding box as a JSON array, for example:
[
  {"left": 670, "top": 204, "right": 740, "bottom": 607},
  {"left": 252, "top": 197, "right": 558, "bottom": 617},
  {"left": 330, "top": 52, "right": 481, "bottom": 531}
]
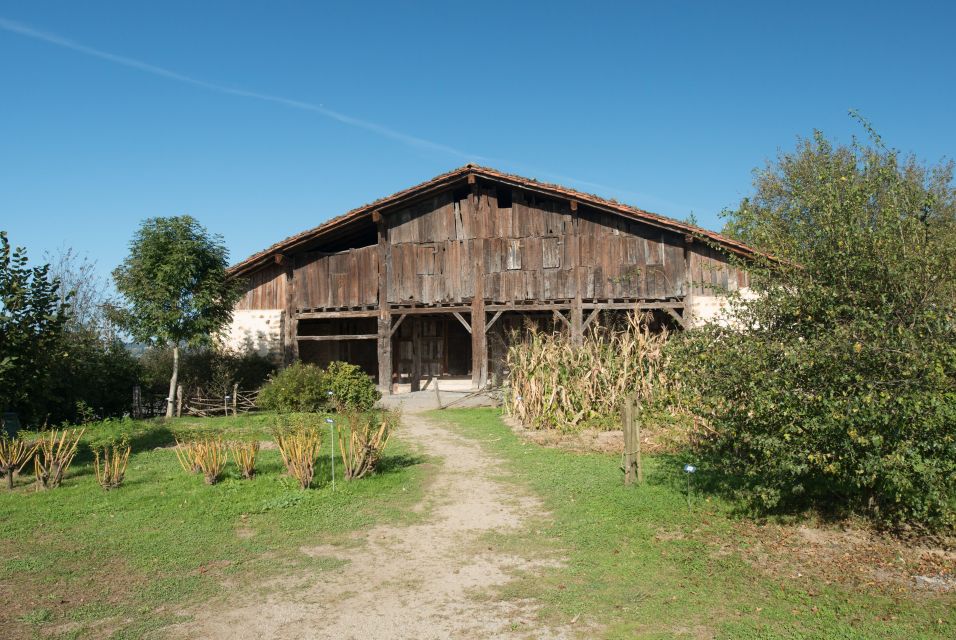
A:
[{"left": 1, "top": 1, "right": 954, "bottom": 279}]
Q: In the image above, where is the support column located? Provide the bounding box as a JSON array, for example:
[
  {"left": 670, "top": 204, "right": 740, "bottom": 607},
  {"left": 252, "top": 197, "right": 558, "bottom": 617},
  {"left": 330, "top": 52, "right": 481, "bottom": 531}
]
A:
[
  {"left": 470, "top": 178, "right": 488, "bottom": 389},
  {"left": 569, "top": 200, "right": 584, "bottom": 345},
  {"left": 281, "top": 256, "right": 299, "bottom": 364},
  {"left": 374, "top": 211, "right": 392, "bottom": 394}
]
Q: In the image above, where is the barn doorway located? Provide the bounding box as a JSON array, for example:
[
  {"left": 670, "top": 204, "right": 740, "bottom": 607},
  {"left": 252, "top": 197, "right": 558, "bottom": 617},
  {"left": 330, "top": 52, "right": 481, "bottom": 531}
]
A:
[{"left": 392, "top": 314, "right": 472, "bottom": 391}]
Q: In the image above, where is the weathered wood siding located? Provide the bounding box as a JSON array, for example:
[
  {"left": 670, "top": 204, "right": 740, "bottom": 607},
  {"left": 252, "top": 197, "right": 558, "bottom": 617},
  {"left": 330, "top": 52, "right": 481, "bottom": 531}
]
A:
[
  {"left": 235, "top": 182, "right": 751, "bottom": 311},
  {"left": 235, "top": 264, "right": 286, "bottom": 310}
]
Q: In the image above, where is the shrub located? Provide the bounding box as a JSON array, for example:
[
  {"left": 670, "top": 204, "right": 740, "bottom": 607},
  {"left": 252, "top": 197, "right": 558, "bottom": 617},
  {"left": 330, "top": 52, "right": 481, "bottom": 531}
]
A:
[
  {"left": 174, "top": 438, "right": 201, "bottom": 474},
  {"left": 257, "top": 362, "right": 327, "bottom": 413},
  {"left": 230, "top": 441, "right": 259, "bottom": 479},
  {"left": 193, "top": 438, "right": 227, "bottom": 485},
  {"left": 139, "top": 345, "right": 275, "bottom": 399},
  {"left": 93, "top": 439, "right": 131, "bottom": 490},
  {"left": 671, "top": 126, "right": 956, "bottom": 530},
  {"left": 273, "top": 415, "right": 322, "bottom": 489},
  {"left": 338, "top": 410, "right": 396, "bottom": 480},
  {"left": 0, "top": 436, "right": 38, "bottom": 490},
  {"left": 33, "top": 429, "right": 84, "bottom": 489},
  {"left": 325, "top": 361, "right": 380, "bottom": 412},
  {"left": 506, "top": 313, "right": 668, "bottom": 431}
]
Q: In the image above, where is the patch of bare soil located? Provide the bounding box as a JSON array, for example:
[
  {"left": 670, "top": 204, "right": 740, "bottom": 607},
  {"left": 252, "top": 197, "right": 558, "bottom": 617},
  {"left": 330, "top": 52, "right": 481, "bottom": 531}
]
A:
[
  {"left": 722, "top": 520, "right": 956, "bottom": 595},
  {"left": 163, "top": 412, "right": 579, "bottom": 639}
]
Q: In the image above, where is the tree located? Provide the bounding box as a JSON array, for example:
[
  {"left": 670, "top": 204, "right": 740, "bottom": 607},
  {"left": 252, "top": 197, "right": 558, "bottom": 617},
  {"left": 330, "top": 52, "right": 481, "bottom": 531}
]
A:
[
  {"left": 670, "top": 124, "right": 956, "bottom": 530},
  {"left": 112, "top": 216, "right": 241, "bottom": 418},
  {"left": 0, "top": 232, "right": 71, "bottom": 426}
]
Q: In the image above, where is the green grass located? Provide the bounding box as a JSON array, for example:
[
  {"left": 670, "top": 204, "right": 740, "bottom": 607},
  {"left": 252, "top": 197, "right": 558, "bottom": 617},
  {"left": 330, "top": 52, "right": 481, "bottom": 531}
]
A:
[
  {"left": 0, "top": 413, "right": 428, "bottom": 639},
  {"left": 436, "top": 408, "right": 955, "bottom": 640}
]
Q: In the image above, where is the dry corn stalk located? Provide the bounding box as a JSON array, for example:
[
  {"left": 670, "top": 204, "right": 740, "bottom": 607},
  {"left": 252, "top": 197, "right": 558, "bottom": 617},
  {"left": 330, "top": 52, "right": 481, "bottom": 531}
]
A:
[
  {"left": 93, "top": 440, "right": 131, "bottom": 490},
  {"left": 34, "top": 428, "right": 85, "bottom": 489},
  {"left": 230, "top": 441, "right": 259, "bottom": 479},
  {"left": 338, "top": 411, "right": 395, "bottom": 480},
  {"left": 505, "top": 312, "right": 669, "bottom": 431},
  {"left": 274, "top": 419, "right": 321, "bottom": 489},
  {"left": 0, "top": 436, "right": 38, "bottom": 490},
  {"left": 193, "top": 438, "right": 227, "bottom": 485}
]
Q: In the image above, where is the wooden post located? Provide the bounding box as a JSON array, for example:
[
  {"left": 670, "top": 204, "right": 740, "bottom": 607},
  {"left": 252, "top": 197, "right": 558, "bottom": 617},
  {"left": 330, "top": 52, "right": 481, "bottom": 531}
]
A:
[
  {"left": 570, "top": 200, "right": 583, "bottom": 346},
  {"left": 635, "top": 399, "right": 644, "bottom": 484},
  {"left": 283, "top": 262, "right": 298, "bottom": 364},
  {"left": 176, "top": 384, "right": 183, "bottom": 418},
  {"left": 623, "top": 399, "right": 635, "bottom": 485},
  {"left": 411, "top": 317, "right": 422, "bottom": 392},
  {"left": 232, "top": 383, "right": 239, "bottom": 416},
  {"left": 433, "top": 376, "right": 442, "bottom": 409},
  {"left": 470, "top": 181, "right": 488, "bottom": 389},
  {"left": 375, "top": 211, "right": 393, "bottom": 394}
]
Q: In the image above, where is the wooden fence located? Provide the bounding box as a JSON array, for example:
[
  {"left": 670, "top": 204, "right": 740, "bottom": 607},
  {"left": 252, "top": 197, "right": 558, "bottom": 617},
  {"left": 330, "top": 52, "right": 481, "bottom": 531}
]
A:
[{"left": 132, "top": 384, "right": 261, "bottom": 418}]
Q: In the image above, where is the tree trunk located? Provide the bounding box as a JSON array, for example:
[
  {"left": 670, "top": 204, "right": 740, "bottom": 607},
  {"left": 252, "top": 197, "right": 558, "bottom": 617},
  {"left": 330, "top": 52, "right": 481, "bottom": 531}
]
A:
[{"left": 165, "top": 344, "right": 179, "bottom": 419}]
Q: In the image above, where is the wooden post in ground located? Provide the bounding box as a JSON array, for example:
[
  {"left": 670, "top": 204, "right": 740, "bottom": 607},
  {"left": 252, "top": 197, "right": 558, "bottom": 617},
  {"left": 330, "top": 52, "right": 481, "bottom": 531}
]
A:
[
  {"left": 232, "top": 383, "right": 239, "bottom": 416},
  {"left": 470, "top": 178, "right": 488, "bottom": 389},
  {"left": 569, "top": 200, "right": 584, "bottom": 346},
  {"left": 433, "top": 376, "right": 442, "bottom": 408},
  {"left": 623, "top": 399, "right": 636, "bottom": 485},
  {"left": 635, "top": 398, "right": 644, "bottom": 484},
  {"left": 176, "top": 385, "right": 183, "bottom": 418},
  {"left": 374, "top": 210, "right": 393, "bottom": 395}
]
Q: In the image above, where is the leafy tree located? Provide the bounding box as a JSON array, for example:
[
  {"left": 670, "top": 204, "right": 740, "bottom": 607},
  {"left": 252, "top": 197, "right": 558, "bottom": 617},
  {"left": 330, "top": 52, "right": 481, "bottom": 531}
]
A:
[
  {"left": 670, "top": 124, "right": 956, "bottom": 530},
  {"left": 112, "top": 216, "right": 241, "bottom": 418},
  {"left": 0, "top": 232, "right": 70, "bottom": 426}
]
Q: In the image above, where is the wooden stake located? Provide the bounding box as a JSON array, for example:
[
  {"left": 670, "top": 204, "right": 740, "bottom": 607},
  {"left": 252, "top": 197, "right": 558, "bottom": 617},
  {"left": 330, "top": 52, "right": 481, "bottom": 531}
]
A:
[{"left": 623, "top": 399, "right": 636, "bottom": 485}]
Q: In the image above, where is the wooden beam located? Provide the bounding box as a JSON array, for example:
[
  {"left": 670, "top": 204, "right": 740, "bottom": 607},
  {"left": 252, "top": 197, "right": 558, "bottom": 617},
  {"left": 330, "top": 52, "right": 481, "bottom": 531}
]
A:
[
  {"left": 470, "top": 184, "right": 488, "bottom": 389},
  {"left": 664, "top": 307, "right": 686, "bottom": 329},
  {"left": 553, "top": 309, "right": 571, "bottom": 329},
  {"left": 283, "top": 265, "right": 298, "bottom": 364},
  {"left": 569, "top": 199, "right": 578, "bottom": 212},
  {"left": 451, "top": 311, "right": 472, "bottom": 334},
  {"left": 386, "top": 305, "right": 472, "bottom": 316},
  {"left": 298, "top": 334, "right": 378, "bottom": 341},
  {"left": 388, "top": 313, "right": 407, "bottom": 338},
  {"left": 582, "top": 307, "right": 601, "bottom": 330},
  {"left": 570, "top": 205, "right": 583, "bottom": 346},
  {"left": 274, "top": 253, "right": 288, "bottom": 266},
  {"left": 486, "top": 303, "right": 572, "bottom": 312},
  {"left": 582, "top": 301, "right": 685, "bottom": 310},
  {"left": 298, "top": 309, "right": 379, "bottom": 319},
  {"left": 376, "top": 214, "right": 393, "bottom": 394},
  {"left": 485, "top": 310, "right": 503, "bottom": 332}
]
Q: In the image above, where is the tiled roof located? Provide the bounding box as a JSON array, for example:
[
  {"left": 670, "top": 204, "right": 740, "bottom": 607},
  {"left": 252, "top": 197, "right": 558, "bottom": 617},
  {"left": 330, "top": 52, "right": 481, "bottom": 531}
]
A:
[{"left": 229, "top": 164, "right": 757, "bottom": 276}]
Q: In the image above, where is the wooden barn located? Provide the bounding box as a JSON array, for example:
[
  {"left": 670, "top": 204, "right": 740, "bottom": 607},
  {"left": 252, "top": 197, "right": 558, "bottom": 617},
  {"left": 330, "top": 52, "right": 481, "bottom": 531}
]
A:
[{"left": 225, "top": 165, "right": 754, "bottom": 393}]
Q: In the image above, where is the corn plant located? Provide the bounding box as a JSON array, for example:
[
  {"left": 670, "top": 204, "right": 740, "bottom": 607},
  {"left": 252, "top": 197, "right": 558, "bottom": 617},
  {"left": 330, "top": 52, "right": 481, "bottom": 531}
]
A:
[
  {"left": 338, "top": 411, "right": 395, "bottom": 480},
  {"left": 273, "top": 416, "right": 321, "bottom": 489},
  {"left": 230, "top": 440, "right": 259, "bottom": 479},
  {"left": 194, "top": 438, "right": 227, "bottom": 485},
  {"left": 34, "top": 429, "right": 85, "bottom": 489},
  {"left": 0, "top": 436, "right": 38, "bottom": 490},
  {"left": 505, "top": 312, "right": 669, "bottom": 431},
  {"left": 93, "top": 439, "right": 131, "bottom": 490}
]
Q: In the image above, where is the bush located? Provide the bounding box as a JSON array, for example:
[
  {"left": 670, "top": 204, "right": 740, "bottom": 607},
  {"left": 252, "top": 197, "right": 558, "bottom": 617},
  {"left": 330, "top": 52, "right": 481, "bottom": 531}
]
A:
[
  {"left": 671, "top": 127, "right": 956, "bottom": 531},
  {"left": 325, "top": 361, "right": 380, "bottom": 412},
  {"left": 257, "top": 362, "right": 327, "bottom": 413},
  {"left": 139, "top": 345, "right": 276, "bottom": 398}
]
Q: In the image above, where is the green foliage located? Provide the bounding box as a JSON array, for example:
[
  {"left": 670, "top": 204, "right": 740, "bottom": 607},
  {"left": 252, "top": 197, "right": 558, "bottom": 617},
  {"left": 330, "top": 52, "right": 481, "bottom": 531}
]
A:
[
  {"left": 258, "top": 361, "right": 380, "bottom": 414},
  {"left": 111, "top": 216, "right": 241, "bottom": 348},
  {"left": 324, "top": 361, "right": 380, "bottom": 412},
  {"left": 0, "top": 231, "right": 70, "bottom": 426},
  {"left": 257, "top": 362, "right": 328, "bottom": 413},
  {"left": 138, "top": 345, "right": 275, "bottom": 396},
  {"left": 671, "top": 125, "right": 956, "bottom": 530}
]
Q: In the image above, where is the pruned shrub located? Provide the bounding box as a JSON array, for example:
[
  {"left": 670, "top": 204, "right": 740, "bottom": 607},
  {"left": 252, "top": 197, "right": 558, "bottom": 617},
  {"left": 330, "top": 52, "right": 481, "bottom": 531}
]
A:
[
  {"left": 0, "top": 436, "right": 38, "bottom": 490},
  {"left": 174, "top": 438, "right": 201, "bottom": 474},
  {"left": 93, "top": 439, "right": 131, "bottom": 490},
  {"left": 273, "top": 415, "right": 322, "bottom": 489},
  {"left": 194, "top": 438, "right": 227, "bottom": 485},
  {"left": 257, "top": 362, "right": 327, "bottom": 413},
  {"left": 338, "top": 410, "right": 396, "bottom": 480},
  {"left": 230, "top": 441, "right": 259, "bottom": 479},
  {"left": 325, "top": 361, "right": 380, "bottom": 412},
  {"left": 506, "top": 313, "right": 669, "bottom": 431},
  {"left": 34, "top": 429, "right": 84, "bottom": 489}
]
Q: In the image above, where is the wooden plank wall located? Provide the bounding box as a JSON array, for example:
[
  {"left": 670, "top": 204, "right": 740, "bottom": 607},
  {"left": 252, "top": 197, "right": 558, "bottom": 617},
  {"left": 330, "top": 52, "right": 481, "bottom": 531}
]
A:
[
  {"left": 235, "top": 264, "right": 286, "bottom": 310},
  {"left": 236, "top": 182, "right": 752, "bottom": 312},
  {"left": 686, "top": 244, "right": 750, "bottom": 295}
]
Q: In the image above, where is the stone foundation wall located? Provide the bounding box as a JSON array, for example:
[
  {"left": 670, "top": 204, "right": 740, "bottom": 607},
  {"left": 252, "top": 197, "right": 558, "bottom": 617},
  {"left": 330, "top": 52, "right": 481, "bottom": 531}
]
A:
[{"left": 221, "top": 309, "right": 285, "bottom": 359}]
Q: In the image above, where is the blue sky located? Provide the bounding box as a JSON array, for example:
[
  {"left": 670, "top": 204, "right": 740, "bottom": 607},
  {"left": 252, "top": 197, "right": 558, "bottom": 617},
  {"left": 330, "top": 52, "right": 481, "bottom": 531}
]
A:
[{"left": 1, "top": 1, "right": 954, "bottom": 276}]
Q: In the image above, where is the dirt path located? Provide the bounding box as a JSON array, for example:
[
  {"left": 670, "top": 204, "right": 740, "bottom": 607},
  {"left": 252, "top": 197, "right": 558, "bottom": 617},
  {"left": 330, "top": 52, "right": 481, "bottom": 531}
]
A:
[{"left": 166, "top": 411, "right": 573, "bottom": 639}]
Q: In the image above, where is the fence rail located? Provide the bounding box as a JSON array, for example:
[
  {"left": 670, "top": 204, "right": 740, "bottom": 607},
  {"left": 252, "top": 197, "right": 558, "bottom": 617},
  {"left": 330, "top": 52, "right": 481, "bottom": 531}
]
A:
[{"left": 132, "top": 385, "right": 260, "bottom": 418}]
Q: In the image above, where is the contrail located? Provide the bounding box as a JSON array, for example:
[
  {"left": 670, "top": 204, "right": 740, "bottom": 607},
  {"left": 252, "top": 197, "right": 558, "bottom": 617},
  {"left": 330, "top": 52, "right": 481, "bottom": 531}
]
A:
[{"left": 0, "top": 16, "right": 697, "bottom": 214}]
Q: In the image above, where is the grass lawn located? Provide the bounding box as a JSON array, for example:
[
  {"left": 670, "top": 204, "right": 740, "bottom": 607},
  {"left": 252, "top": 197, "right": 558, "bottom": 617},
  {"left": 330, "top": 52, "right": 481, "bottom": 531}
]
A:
[
  {"left": 437, "top": 408, "right": 955, "bottom": 640},
  {"left": 0, "top": 413, "right": 428, "bottom": 639}
]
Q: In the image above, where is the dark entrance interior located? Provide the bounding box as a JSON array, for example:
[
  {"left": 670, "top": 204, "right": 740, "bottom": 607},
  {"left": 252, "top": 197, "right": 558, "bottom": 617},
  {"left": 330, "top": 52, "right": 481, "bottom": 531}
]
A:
[{"left": 393, "top": 315, "right": 471, "bottom": 386}]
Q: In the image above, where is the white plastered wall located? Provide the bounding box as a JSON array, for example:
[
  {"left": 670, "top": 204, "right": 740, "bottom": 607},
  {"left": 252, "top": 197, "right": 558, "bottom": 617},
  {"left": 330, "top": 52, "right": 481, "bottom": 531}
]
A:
[
  {"left": 684, "top": 288, "right": 756, "bottom": 328},
  {"left": 220, "top": 309, "right": 285, "bottom": 358}
]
